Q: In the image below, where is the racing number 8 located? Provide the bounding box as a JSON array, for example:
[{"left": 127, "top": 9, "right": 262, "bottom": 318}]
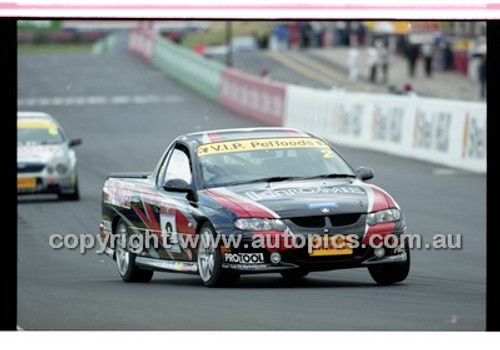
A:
[{"left": 165, "top": 222, "right": 173, "bottom": 245}]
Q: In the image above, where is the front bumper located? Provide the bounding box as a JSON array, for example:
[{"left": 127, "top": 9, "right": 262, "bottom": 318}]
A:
[
  {"left": 220, "top": 248, "right": 408, "bottom": 273},
  {"left": 219, "top": 228, "right": 408, "bottom": 273},
  {"left": 361, "top": 250, "right": 408, "bottom": 265},
  {"left": 17, "top": 170, "right": 77, "bottom": 195},
  {"left": 99, "top": 227, "right": 409, "bottom": 275}
]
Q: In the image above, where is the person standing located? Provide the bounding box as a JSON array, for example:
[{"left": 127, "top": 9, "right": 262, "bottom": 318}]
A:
[
  {"left": 377, "top": 40, "right": 389, "bottom": 84},
  {"left": 303, "top": 22, "right": 313, "bottom": 48},
  {"left": 348, "top": 41, "right": 360, "bottom": 81},
  {"left": 311, "top": 21, "right": 323, "bottom": 47},
  {"left": 367, "top": 43, "right": 379, "bottom": 83},
  {"left": 406, "top": 43, "right": 419, "bottom": 78},
  {"left": 422, "top": 42, "right": 434, "bottom": 77},
  {"left": 444, "top": 42, "right": 453, "bottom": 71},
  {"left": 274, "top": 25, "right": 289, "bottom": 51},
  {"left": 438, "top": 40, "right": 450, "bottom": 71},
  {"left": 357, "top": 22, "right": 366, "bottom": 46}
]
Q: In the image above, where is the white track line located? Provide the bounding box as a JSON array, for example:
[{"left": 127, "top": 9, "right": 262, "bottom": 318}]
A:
[{"left": 17, "top": 95, "right": 184, "bottom": 107}]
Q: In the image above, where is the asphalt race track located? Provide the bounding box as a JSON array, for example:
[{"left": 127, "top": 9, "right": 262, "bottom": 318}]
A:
[{"left": 17, "top": 52, "right": 486, "bottom": 330}]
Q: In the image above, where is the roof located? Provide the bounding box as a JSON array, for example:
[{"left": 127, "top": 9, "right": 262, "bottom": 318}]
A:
[
  {"left": 185, "top": 127, "right": 312, "bottom": 145},
  {"left": 17, "top": 111, "right": 55, "bottom": 120},
  {"left": 17, "top": 112, "right": 65, "bottom": 133}
]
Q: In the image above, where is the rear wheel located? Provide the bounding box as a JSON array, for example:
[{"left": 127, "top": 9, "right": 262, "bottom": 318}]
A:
[
  {"left": 115, "top": 220, "right": 154, "bottom": 283},
  {"left": 368, "top": 245, "right": 410, "bottom": 285},
  {"left": 197, "top": 223, "right": 240, "bottom": 287}
]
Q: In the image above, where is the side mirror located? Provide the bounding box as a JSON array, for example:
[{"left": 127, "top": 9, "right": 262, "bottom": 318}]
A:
[
  {"left": 69, "top": 138, "right": 82, "bottom": 147},
  {"left": 356, "top": 166, "right": 374, "bottom": 181},
  {"left": 163, "top": 178, "right": 197, "bottom": 202},
  {"left": 163, "top": 178, "right": 191, "bottom": 192}
]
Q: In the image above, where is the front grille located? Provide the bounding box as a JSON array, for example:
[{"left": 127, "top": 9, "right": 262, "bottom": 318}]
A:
[
  {"left": 287, "top": 214, "right": 362, "bottom": 228},
  {"left": 288, "top": 216, "right": 326, "bottom": 228},
  {"left": 17, "top": 163, "right": 46, "bottom": 173},
  {"left": 329, "top": 213, "right": 362, "bottom": 226}
]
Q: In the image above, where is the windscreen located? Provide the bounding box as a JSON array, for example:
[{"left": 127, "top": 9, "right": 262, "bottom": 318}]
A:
[
  {"left": 17, "top": 120, "right": 65, "bottom": 145},
  {"left": 197, "top": 137, "right": 355, "bottom": 188}
]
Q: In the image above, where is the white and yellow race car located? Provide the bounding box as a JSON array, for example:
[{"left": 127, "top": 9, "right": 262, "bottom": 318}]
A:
[{"left": 17, "top": 111, "right": 82, "bottom": 200}]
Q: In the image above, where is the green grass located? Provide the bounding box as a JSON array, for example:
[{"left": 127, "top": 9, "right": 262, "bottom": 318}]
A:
[
  {"left": 17, "top": 43, "right": 94, "bottom": 54},
  {"left": 180, "top": 21, "right": 279, "bottom": 49}
]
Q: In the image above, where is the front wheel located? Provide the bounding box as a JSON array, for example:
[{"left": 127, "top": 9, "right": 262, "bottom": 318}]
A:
[
  {"left": 197, "top": 223, "right": 239, "bottom": 287},
  {"left": 115, "top": 220, "right": 154, "bottom": 283},
  {"left": 58, "top": 177, "right": 80, "bottom": 201},
  {"left": 368, "top": 245, "right": 410, "bottom": 285}
]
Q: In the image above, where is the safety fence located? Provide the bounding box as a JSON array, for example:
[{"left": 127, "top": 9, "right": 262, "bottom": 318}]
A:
[{"left": 91, "top": 32, "right": 119, "bottom": 55}]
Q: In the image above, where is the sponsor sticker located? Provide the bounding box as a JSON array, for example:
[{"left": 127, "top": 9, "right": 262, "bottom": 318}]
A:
[
  {"left": 412, "top": 110, "right": 451, "bottom": 152},
  {"left": 222, "top": 263, "right": 270, "bottom": 270},
  {"left": 197, "top": 137, "right": 329, "bottom": 156},
  {"left": 462, "top": 114, "right": 486, "bottom": 160},
  {"left": 18, "top": 120, "right": 58, "bottom": 129},
  {"left": 103, "top": 179, "right": 132, "bottom": 209},
  {"left": 224, "top": 252, "right": 265, "bottom": 264},
  {"left": 101, "top": 220, "right": 112, "bottom": 234},
  {"left": 18, "top": 120, "right": 60, "bottom": 137},
  {"left": 307, "top": 201, "right": 339, "bottom": 209},
  {"left": 246, "top": 186, "right": 364, "bottom": 201}
]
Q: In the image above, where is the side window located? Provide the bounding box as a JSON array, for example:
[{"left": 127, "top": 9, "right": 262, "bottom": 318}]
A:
[
  {"left": 157, "top": 147, "right": 173, "bottom": 187},
  {"left": 164, "top": 147, "right": 192, "bottom": 185}
]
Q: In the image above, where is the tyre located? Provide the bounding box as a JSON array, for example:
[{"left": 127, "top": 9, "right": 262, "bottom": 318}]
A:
[
  {"left": 368, "top": 245, "right": 410, "bottom": 285},
  {"left": 114, "top": 220, "right": 154, "bottom": 283},
  {"left": 197, "top": 223, "right": 240, "bottom": 287},
  {"left": 58, "top": 177, "right": 80, "bottom": 201},
  {"left": 280, "top": 269, "right": 309, "bottom": 279}
]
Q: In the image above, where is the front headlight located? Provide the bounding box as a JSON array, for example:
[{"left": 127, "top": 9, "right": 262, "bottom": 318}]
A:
[
  {"left": 234, "top": 218, "right": 286, "bottom": 231},
  {"left": 366, "top": 208, "right": 401, "bottom": 226},
  {"left": 49, "top": 149, "right": 71, "bottom": 175},
  {"left": 55, "top": 162, "right": 69, "bottom": 174}
]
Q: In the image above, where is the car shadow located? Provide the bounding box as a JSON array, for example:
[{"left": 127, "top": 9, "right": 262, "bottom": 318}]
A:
[
  {"left": 18, "top": 195, "right": 64, "bottom": 204},
  {"left": 149, "top": 274, "right": 382, "bottom": 289}
]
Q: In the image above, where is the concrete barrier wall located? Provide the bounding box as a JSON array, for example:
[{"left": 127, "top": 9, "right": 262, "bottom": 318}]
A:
[
  {"left": 219, "top": 68, "right": 287, "bottom": 126},
  {"left": 152, "top": 36, "right": 224, "bottom": 101},
  {"left": 91, "top": 32, "right": 118, "bottom": 55},
  {"left": 127, "top": 29, "right": 155, "bottom": 61},
  {"left": 285, "top": 86, "right": 486, "bottom": 173}
]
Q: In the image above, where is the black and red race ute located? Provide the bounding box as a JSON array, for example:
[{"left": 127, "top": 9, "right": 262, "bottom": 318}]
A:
[{"left": 100, "top": 127, "right": 409, "bottom": 287}]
